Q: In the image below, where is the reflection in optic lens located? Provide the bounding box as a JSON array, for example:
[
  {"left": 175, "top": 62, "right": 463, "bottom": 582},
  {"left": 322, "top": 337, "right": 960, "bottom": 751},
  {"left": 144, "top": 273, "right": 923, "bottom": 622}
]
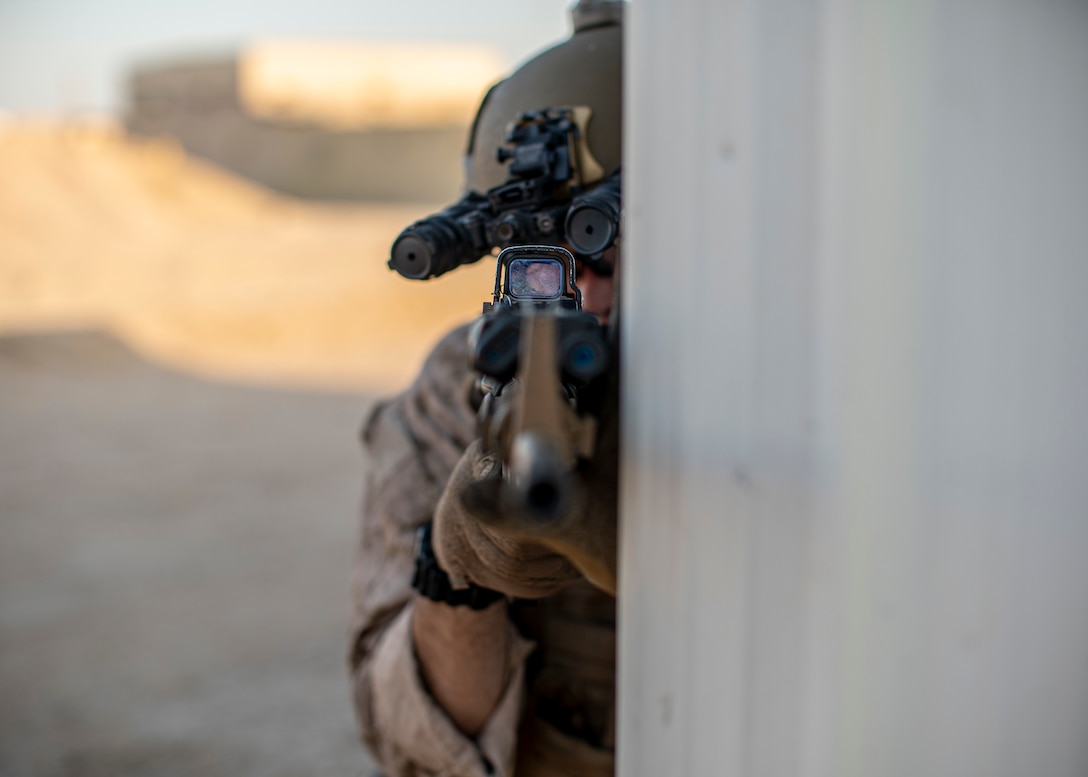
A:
[{"left": 508, "top": 258, "right": 563, "bottom": 299}]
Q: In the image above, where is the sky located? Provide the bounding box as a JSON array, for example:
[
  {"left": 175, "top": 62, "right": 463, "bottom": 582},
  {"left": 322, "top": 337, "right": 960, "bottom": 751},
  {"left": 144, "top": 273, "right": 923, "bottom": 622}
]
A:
[{"left": 0, "top": 0, "right": 572, "bottom": 115}]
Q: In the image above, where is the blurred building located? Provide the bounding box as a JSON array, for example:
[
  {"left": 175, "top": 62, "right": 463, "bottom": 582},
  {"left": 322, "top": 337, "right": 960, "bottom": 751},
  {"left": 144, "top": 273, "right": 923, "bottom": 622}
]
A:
[{"left": 126, "top": 42, "right": 505, "bottom": 202}]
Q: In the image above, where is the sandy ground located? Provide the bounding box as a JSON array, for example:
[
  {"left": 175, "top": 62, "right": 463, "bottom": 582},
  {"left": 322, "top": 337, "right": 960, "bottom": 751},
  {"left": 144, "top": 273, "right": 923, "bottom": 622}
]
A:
[
  {"left": 0, "top": 332, "right": 376, "bottom": 776},
  {"left": 0, "top": 121, "right": 496, "bottom": 775}
]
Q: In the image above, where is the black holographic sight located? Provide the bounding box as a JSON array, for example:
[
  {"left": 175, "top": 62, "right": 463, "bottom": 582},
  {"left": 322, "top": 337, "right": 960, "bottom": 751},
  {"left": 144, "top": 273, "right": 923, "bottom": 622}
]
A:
[{"left": 470, "top": 246, "right": 609, "bottom": 393}]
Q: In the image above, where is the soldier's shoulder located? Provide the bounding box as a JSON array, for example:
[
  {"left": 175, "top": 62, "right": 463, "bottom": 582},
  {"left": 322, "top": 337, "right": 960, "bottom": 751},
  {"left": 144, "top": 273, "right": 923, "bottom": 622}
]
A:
[
  {"left": 362, "top": 321, "right": 477, "bottom": 452},
  {"left": 418, "top": 321, "right": 475, "bottom": 385}
]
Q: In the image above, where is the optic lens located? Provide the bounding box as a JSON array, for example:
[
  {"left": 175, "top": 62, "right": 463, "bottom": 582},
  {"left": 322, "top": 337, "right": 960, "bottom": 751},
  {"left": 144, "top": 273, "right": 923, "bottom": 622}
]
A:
[
  {"left": 507, "top": 258, "right": 564, "bottom": 300},
  {"left": 566, "top": 207, "right": 615, "bottom": 255},
  {"left": 390, "top": 234, "right": 433, "bottom": 279},
  {"left": 561, "top": 332, "right": 607, "bottom": 383}
]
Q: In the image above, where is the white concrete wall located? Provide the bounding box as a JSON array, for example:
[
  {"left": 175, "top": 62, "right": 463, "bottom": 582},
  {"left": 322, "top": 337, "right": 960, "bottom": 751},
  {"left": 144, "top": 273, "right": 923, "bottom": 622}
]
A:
[{"left": 618, "top": 2, "right": 1088, "bottom": 776}]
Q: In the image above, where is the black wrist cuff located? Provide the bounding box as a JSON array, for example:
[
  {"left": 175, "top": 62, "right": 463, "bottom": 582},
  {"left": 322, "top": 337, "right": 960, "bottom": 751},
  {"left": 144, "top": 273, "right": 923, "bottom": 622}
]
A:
[{"left": 411, "top": 523, "right": 505, "bottom": 610}]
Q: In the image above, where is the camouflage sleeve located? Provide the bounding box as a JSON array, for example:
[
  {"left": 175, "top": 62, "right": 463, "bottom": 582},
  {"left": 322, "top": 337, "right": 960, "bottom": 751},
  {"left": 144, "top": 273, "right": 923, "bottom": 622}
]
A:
[{"left": 347, "top": 325, "right": 533, "bottom": 777}]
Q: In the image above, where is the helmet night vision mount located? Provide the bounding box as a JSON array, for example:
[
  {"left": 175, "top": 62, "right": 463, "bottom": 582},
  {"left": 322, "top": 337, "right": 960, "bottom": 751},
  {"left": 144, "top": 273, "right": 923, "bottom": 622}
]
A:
[{"left": 387, "top": 108, "right": 622, "bottom": 281}]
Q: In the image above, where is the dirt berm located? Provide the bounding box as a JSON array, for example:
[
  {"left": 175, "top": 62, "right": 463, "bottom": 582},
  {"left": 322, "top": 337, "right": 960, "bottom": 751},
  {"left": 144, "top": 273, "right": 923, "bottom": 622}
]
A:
[{"left": 0, "top": 122, "right": 495, "bottom": 775}]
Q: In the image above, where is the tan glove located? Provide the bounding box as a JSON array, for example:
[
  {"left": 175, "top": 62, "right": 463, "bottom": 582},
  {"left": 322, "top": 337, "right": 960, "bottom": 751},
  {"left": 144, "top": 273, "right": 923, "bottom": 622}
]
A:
[
  {"left": 432, "top": 440, "right": 578, "bottom": 599},
  {"left": 432, "top": 388, "right": 619, "bottom": 599}
]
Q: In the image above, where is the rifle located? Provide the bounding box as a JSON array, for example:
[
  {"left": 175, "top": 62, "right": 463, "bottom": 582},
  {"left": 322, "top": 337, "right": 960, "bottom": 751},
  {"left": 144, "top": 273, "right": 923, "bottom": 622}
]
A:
[{"left": 468, "top": 246, "right": 618, "bottom": 592}]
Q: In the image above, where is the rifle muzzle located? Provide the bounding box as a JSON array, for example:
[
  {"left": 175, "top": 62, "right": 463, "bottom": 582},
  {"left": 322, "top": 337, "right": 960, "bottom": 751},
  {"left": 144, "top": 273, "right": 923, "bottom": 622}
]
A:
[{"left": 508, "top": 431, "right": 571, "bottom": 522}]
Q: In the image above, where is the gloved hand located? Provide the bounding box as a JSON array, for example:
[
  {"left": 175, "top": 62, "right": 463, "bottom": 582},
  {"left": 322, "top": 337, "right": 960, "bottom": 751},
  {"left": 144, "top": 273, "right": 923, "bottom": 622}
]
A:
[{"left": 432, "top": 395, "right": 619, "bottom": 599}]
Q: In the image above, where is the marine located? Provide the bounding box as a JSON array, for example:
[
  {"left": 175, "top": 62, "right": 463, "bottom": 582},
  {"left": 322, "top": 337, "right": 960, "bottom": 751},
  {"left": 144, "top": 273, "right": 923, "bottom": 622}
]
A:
[{"left": 349, "top": 4, "right": 625, "bottom": 774}]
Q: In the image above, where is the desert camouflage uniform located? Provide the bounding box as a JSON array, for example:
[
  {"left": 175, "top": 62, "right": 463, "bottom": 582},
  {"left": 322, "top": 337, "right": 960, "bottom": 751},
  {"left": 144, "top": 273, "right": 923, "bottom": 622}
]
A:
[{"left": 349, "top": 325, "right": 616, "bottom": 777}]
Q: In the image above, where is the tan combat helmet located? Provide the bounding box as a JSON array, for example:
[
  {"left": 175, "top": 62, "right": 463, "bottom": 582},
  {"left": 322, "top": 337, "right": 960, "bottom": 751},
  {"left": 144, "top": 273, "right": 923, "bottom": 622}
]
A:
[{"left": 464, "top": 0, "right": 624, "bottom": 196}]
